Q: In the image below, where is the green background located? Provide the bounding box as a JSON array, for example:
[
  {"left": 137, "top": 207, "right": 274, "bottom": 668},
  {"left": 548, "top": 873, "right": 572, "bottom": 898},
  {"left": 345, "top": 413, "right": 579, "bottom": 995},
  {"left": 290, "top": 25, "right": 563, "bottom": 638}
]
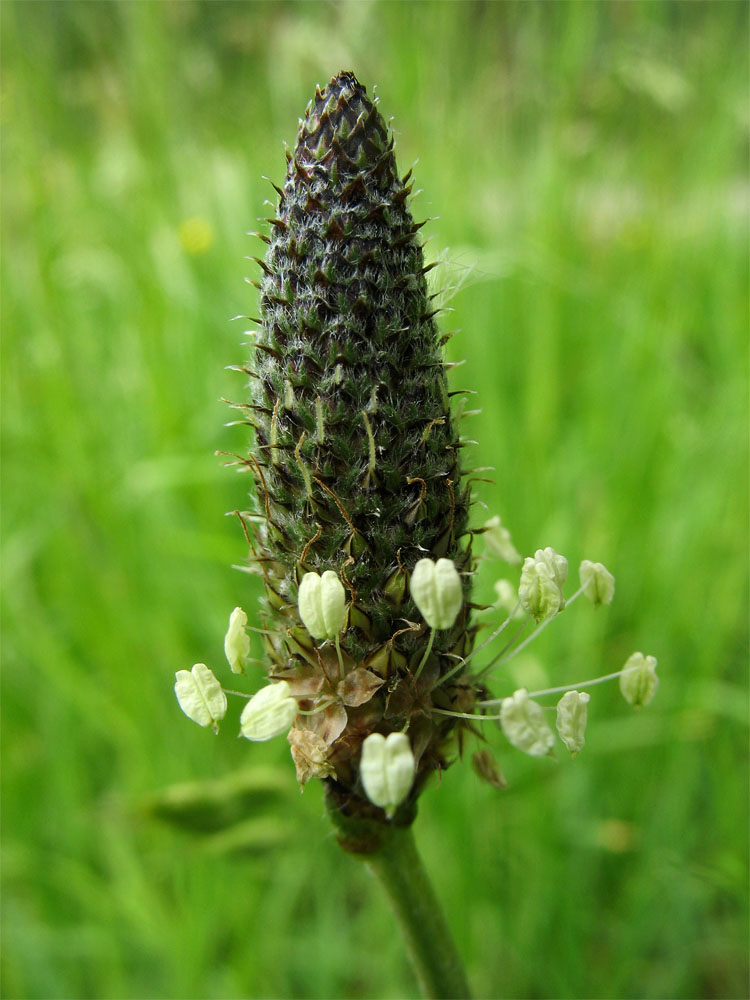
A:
[{"left": 3, "top": 2, "right": 748, "bottom": 997}]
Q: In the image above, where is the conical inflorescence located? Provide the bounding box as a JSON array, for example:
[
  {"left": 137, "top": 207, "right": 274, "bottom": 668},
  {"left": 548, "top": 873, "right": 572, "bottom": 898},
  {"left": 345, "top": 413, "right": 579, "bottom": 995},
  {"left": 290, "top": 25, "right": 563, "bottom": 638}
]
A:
[{"left": 235, "top": 71, "right": 475, "bottom": 840}]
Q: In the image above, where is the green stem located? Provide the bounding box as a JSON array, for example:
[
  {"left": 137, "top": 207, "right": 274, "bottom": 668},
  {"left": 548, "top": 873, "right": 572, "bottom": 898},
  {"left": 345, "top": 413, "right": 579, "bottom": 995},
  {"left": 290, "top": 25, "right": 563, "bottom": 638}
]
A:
[
  {"left": 413, "top": 627, "right": 435, "bottom": 681},
  {"left": 364, "top": 825, "right": 472, "bottom": 999}
]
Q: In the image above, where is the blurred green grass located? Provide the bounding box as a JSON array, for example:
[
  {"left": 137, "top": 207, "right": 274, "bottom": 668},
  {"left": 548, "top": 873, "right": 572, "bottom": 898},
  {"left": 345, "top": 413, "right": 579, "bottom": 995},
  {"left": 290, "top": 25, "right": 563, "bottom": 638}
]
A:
[{"left": 2, "top": 2, "right": 747, "bottom": 998}]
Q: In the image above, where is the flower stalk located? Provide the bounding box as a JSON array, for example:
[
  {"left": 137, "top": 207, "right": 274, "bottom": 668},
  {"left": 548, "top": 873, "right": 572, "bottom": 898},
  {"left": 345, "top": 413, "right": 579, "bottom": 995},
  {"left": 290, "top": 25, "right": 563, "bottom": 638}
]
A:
[{"left": 364, "top": 825, "right": 472, "bottom": 1000}]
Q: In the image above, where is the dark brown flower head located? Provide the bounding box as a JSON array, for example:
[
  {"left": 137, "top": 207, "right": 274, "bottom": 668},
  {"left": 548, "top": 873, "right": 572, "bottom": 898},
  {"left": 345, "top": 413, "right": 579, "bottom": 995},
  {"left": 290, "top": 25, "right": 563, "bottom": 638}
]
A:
[{"left": 236, "top": 71, "right": 475, "bottom": 843}]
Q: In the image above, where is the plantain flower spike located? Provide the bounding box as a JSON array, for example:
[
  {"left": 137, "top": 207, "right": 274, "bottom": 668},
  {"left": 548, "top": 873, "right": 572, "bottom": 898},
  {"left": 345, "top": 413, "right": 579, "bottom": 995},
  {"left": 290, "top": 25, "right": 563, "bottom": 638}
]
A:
[
  {"left": 556, "top": 690, "right": 590, "bottom": 755},
  {"left": 518, "top": 547, "right": 568, "bottom": 622},
  {"left": 359, "top": 731, "right": 416, "bottom": 818},
  {"left": 483, "top": 515, "right": 521, "bottom": 566},
  {"left": 298, "top": 570, "right": 347, "bottom": 641},
  {"left": 410, "top": 557, "right": 463, "bottom": 630},
  {"left": 174, "top": 664, "right": 227, "bottom": 734},
  {"left": 619, "top": 652, "right": 659, "bottom": 708},
  {"left": 500, "top": 688, "right": 555, "bottom": 757},
  {"left": 579, "top": 560, "right": 615, "bottom": 607},
  {"left": 240, "top": 681, "right": 298, "bottom": 741},
  {"left": 232, "top": 71, "right": 473, "bottom": 841},
  {"left": 224, "top": 606, "right": 251, "bottom": 674}
]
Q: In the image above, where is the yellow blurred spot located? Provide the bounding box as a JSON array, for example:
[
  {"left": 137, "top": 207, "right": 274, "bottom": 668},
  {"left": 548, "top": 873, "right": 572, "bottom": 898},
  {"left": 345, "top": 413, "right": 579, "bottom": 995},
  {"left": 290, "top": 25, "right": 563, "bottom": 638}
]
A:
[
  {"left": 179, "top": 217, "right": 214, "bottom": 255},
  {"left": 595, "top": 818, "right": 637, "bottom": 853},
  {"left": 679, "top": 708, "right": 716, "bottom": 742}
]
